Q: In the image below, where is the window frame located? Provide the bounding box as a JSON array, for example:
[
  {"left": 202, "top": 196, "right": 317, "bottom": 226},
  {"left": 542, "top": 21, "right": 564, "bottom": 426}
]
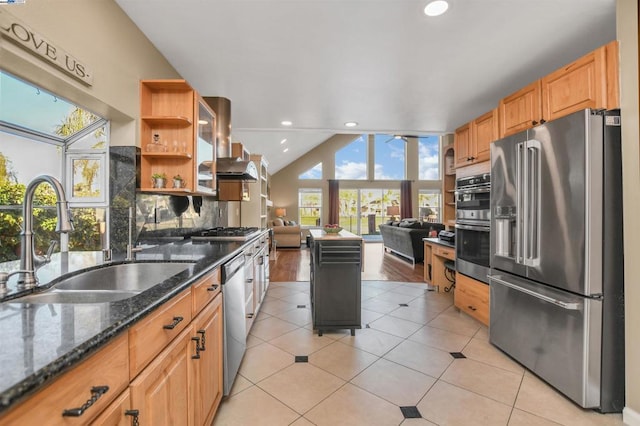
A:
[{"left": 298, "top": 188, "right": 323, "bottom": 227}]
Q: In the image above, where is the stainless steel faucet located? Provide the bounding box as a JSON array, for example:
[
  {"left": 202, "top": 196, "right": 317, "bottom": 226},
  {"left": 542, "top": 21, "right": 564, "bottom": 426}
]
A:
[
  {"left": 18, "top": 175, "right": 74, "bottom": 288},
  {"left": 126, "top": 206, "right": 142, "bottom": 261}
]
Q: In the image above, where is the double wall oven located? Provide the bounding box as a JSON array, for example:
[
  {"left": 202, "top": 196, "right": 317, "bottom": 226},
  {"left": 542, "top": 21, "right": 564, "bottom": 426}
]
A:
[{"left": 455, "top": 173, "right": 490, "bottom": 283}]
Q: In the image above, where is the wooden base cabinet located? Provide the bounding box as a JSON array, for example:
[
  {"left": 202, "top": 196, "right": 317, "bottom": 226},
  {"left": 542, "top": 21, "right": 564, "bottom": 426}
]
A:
[
  {"left": 191, "top": 294, "right": 223, "bottom": 426},
  {"left": 454, "top": 273, "right": 490, "bottom": 326},
  {"left": 91, "top": 389, "right": 133, "bottom": 426},
  {"left": 130, "top": 327, "right": 193, "bottom": 426},
  {"left": 0, "top": 333, "right": 129, "bottom": 425},
  {"left": 0, "top": 269, "right": 224, "bottom": 426}
]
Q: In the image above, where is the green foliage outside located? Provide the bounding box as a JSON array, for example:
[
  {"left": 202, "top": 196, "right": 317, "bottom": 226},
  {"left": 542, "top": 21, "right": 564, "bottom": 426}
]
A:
[{"left": 0, "top": 107, "right": 103, "bottom": 263}]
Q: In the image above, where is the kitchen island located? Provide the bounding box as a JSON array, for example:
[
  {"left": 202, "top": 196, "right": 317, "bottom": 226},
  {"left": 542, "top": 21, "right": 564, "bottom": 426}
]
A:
[
  {"left": 309, "top": 229, "right": 363, "bottom": 336},
  {"left": 0, "top": 231, "right": 267, "bottom": 423}
]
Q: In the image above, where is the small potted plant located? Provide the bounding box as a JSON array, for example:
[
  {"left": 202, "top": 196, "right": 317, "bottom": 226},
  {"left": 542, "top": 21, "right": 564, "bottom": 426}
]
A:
[
  {"left": 172, "top": 174, "right": 185, "bottom": 189},
  {"left": 151, "top": 172, "right": 166, "bottom": 188}
]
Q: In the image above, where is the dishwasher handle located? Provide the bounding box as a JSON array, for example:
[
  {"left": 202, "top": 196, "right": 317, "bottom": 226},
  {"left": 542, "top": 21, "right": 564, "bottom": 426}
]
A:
[{"left": 222, "top": 254, "right": 246, "bottom": 283}]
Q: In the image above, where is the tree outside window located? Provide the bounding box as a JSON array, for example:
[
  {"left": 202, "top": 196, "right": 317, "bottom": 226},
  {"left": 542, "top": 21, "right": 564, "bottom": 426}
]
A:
[{"left": 298, "top": 188, "right": 322, "bottom": 226}]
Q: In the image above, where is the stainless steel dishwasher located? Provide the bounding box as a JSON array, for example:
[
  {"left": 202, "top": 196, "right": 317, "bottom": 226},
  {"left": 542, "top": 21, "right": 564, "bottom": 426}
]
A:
[{"left": 221, "top": 253, "right": 247, "bottom": 395}]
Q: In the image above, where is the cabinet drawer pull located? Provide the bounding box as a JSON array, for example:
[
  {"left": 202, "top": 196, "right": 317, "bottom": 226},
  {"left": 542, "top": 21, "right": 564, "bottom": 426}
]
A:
[
  {"left": 191, "top": 336, "right": 201, "bottom": 359},
  {"left": 540, "top": 119, "right": 546, "bottom": 124},
  {"left": 163, "top": 316, "right": 184, "bottom": 330},
  {"left": 125, "top": 409, "right": 140, "bottom": 426},
  {"left": 197, "top": 329, "right": 206, "bottom": 351},
  {"left": 62, "top": 385, "right": 109, "bottom": 417},
  {"left": 207, "top": 284, "right": 219, "bottom": 292},
  {"left": 467, "top": 305, "right": 477, "bottom": 311}
]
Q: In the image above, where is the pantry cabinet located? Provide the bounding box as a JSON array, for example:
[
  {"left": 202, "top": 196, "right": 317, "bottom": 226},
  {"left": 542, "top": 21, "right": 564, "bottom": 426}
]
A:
[
  {"left": 499, "top": 41, "right": 619, "bottom": 138},
  {"left": 139, "top": 79, "right": 216, "bottom": 195}
]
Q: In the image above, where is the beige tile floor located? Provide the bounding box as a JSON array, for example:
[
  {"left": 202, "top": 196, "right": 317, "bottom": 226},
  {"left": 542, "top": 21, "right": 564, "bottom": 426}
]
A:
[{"left": 213, "top": 281, "right": 624, "bottom": 426}]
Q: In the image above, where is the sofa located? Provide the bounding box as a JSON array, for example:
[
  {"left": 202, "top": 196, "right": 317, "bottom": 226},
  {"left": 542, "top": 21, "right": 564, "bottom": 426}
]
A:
[
  {"left": 269, "top": 219, "right": 302, "bottom": 248},
  {"left": 379, "top": 220, "right": 445, "bottom": 264}
]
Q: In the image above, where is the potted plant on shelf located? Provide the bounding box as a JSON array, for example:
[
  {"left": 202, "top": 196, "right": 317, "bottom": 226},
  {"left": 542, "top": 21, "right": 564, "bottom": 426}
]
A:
[
  {"left": 172, "top": 174, "right": 185, "bottom": 189},
  {"left": 151, "top": 172, "right": 167, "bottom": 189}
]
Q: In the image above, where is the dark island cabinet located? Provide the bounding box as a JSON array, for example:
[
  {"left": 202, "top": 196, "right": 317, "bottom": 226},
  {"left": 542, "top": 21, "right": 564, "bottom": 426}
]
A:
[{"left": 309, "top": 230, "right": 363, "bottom": 336}]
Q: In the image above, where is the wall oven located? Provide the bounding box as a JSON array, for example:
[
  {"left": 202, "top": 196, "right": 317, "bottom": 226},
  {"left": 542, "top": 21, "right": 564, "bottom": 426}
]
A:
[{"left": 455, "top": 173, "right": 490, "bottom": 283}]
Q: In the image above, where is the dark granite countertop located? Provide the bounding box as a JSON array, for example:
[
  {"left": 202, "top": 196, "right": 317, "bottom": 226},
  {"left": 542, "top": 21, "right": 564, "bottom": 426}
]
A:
[
  {"left": 422, "top": 237, "right": 455, "bottom": 249},
  {"left": 0, "top": 230, "right": 268, "bottom": 413}
]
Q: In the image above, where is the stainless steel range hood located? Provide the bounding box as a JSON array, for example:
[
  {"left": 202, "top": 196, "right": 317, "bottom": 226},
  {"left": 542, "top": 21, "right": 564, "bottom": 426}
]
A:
[
  {"left": 203, "top": 96, "right": 258, "bottom": 182},
  {"left": 216, "top": 157, "right": 258, "bottom": 181}
]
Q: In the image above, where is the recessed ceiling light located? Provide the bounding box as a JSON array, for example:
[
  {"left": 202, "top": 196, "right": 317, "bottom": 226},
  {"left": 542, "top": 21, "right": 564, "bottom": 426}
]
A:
[
  {"left": 198, "top": 120, "right": 209, "bottom": 125},
  {"left": 281, "top": 120, "right": 293, "bottom": 126},
  {"left": 424, "top": 0, "right": 449, "bottom": 16},
  {"left": 344, "top": 121, "right": 358, "bottom": 128},
  {"left": 283, "top": 148, "right": 289, "bottom": 153},
  {"left": 280, "top": 138, "right": 287, "bottom": 144}
]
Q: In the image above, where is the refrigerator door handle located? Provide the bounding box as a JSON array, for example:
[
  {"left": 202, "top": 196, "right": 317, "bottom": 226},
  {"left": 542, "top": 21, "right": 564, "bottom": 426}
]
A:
[
  {"left": 526, "top": 140, "right": 542, "bottom": 267},
  {"left": 516, "top": 142, "right": 524, "bottom": 264},
  {"left": 488, "top": 275, "right": 581, "bottom": 310}
]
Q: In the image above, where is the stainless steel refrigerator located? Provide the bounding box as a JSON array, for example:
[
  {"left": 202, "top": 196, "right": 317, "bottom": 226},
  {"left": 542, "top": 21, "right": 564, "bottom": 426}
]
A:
[{"left": 489, "top": 109, "right": 624, "bottom": 412}]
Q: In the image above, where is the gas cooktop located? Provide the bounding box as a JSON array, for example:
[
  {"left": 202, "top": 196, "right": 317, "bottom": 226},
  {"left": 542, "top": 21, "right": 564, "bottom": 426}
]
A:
[{"left": 190, "top": 227, "right": 261, "bottom": 242}]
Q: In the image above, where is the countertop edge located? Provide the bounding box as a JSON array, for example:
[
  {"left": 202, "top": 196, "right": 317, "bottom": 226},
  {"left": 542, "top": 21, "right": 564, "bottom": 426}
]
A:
[{"left": 0, "top": 230, "right": 268, "bottom": 414}]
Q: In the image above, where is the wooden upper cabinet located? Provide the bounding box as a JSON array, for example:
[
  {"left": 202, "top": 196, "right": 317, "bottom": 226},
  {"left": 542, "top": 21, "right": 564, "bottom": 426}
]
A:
[
  {"left": 471, "top": 109, "right": 498, "bottom": 164},
  {"left": 541, "top": 44, "right": 607, "bottom": 122},
  {"left": 499, "top": 80, "right": 542, "bottom": 138},
  {"left": 455, "top": 109, "right": 498, "bottom": 169},
  {"left": 454, "top": 123, "right": 471, "bottom": 168},
  {"left": 499, "top": 41, "right": 619, "bottom": 138}
]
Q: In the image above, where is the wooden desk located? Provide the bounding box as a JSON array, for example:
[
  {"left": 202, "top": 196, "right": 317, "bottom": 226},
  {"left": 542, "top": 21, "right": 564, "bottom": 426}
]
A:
[{"left": 423, "top": 238, "right": 455, "bottom": 291}]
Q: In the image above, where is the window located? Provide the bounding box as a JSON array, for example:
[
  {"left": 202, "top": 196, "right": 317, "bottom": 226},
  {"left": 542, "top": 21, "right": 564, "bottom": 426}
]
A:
[
  {"left": 418, "top": 136, "right": 440, "bottom": 180},
  {"left": 374, "top": 134, "right": 405, "bottom": 180},
  {"left": 339, "top": 188, "right": 400, "bottom": 235},
  {"left": 335, "top": 135, "right": 367, "bottom": 180},
  {"left": 298, "top": 188, "right": 322, "bottom": 226},
  {"left": 299, "top": 162, "right": 322, "bottom": 179},
  {"left": 418, "top": 189, "right": 441, "bottom": 222},
  {"left": 0, "top": 72, "right": 108, "bottom": 262}
]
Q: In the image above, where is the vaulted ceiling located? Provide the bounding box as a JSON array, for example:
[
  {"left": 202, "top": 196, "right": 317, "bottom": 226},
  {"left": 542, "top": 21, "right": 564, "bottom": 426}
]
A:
[{"left": 115, "top": 0, "right": 616, "bottom": 173}]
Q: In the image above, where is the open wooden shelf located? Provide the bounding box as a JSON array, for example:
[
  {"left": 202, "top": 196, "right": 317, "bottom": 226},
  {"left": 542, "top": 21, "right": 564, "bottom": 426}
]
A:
[
  {"left": 141, "top": 116, "right": 192, "bottom": 126},
  {"left": 141, "top": 152, "right": 192, "bottom": 159}
]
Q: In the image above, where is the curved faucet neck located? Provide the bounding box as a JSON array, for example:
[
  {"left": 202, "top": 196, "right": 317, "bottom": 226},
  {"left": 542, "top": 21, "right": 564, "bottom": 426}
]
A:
[{"left": 19, "top": 175, "right": 74, "bottom": 288}]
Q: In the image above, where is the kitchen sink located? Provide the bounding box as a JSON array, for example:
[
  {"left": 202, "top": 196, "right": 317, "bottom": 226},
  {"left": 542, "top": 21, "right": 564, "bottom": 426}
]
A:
[
  {"left": 6, "top": 261, "right": 195, "bottom": 304},
  {"left": 14, "top": 290, "right": 139, "bottom": 304},
  {"left": 52, "top": 262, "right": 194, "bottom": 292}
]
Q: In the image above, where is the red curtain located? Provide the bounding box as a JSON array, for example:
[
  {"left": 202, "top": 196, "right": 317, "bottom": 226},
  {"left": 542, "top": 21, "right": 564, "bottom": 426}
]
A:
[
  {"left": 400, "top": 180, "right": 412, "bottom": 219},
  {"left": 328, "top": 179, "right": 340, "bottom": 224}
]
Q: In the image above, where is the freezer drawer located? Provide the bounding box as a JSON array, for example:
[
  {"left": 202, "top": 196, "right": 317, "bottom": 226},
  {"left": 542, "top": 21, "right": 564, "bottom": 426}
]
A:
[{"left": 489, "top": 273, "right": 602, "bottom": 409}]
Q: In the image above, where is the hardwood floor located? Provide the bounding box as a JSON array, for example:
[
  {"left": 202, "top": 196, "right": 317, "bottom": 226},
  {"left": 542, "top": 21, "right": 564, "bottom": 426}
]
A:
[{"left": 270, "top": 242, "right": 425, "bottom": 282}]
